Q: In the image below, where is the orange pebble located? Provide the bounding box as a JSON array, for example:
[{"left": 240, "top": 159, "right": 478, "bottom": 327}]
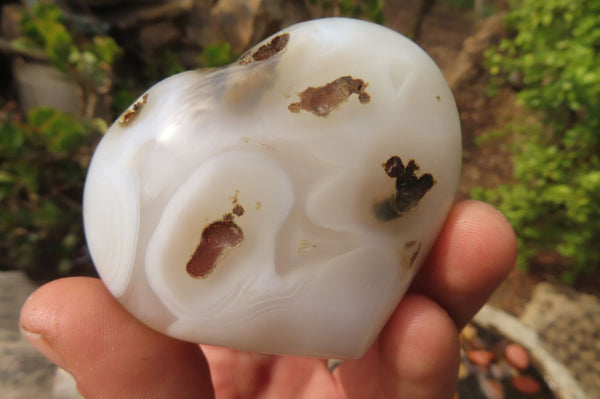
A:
[
  {"left": 512, "top": 375, "right": 541, "bottom": 394},
  {"left": 505, "top": 343, "right": 530, "bottom": 370},
  {"left": 467, "top": 349, "right": 495, "bottom": 368}
]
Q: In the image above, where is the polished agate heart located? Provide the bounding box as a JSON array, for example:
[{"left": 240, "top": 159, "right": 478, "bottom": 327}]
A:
[{"left": 83, "top": 18, "right": 461, "bottom": 359}]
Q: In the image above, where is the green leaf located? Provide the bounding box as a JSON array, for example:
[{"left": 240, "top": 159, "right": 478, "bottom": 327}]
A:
[
  {"left": 479, "top": 0, "right": 600, "bottom": 282},
  {"left": 88, "top": 36, "right": 122, "bottom": 65},
  {"left": 199, "top": 42, "right": 238, "bottom": 68},
  {"left": 10, "top": 37, "right": 46, "bottom": 58}
]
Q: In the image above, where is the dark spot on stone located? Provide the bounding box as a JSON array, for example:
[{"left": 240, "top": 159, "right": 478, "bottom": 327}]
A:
[
  {"left": 222, "top": 213, "right": 234, "bottom": 224},
  {"left": 186, "top": 220, "right": 244, "bottom": 278},
  {"left": 359, "top": 92, "right": 371, "bottom": 104},
  {"left": 186, "top": 191, "right": 248, "bottom": 278},
  {"left": 239, "top": 33, "right": 290, "bottom": 64},
  {"left": 402, "top": 240, "right": 421, "bottom": 269},
  {"left": 119, "top": 93, "right": 148, "bottom": 126},
  {"left": 288, "top": 76, "right": 370, "bottom": 117},
  {"left": 384, "top": 155, "right": 404, "bottom": 178},
  {"left": 232, "top": 204, "right": 245, "bottom": 217},
  {"left": 288, "top": 102, "right": 301, "bottom": 113},
  {"left": 436, "top": 95, "right": 441, "bottom": 102},
  {"left": 409, "top": 242, "right": 421, "bottom": 268},
  {"left": 405, "top": 240, "right": 418, "bottom": 249},
  {"left": 253, "top": 33, "right": 289, "bottom": 61},
  {"left": 374, "top": 156, "right": 435, "bottom": 221}
]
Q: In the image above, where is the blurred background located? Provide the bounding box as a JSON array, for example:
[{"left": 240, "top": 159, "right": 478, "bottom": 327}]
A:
[{"left": 0, "top": 0, "right": 598, "bottom": 398}]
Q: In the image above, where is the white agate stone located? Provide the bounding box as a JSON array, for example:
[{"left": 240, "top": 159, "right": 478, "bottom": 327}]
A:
[{"left": 83, "top": 18, "right": 461, "bottom": 359}]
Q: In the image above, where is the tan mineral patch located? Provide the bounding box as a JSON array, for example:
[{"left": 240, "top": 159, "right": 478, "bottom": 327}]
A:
[
  {"left": 186, "top": 191, "right": 246, "bottom": 279},
  {"left": 186, "top": 221, "right": 243, "bottom": 278},
  {"left": 239, "top": 33, "right": 290, "bottom": 64},
  {"left": 401, "top": 240, "right": 421, "bottom": 269},
  {"left": 288, "top": 76, "right": 370, "bottom": 117},
  {"left": 119, "top": 93, "right": 149, "bottom": 126},
  {"left": 297, "top": 239, "right": 317, "bottom": 254}
]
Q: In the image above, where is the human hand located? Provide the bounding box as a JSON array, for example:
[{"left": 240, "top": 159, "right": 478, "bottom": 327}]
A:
[{"left": 20, "top": 200, "right": 516, "bottom": 399}]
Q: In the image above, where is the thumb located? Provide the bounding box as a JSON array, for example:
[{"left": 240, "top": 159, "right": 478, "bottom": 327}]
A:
[{"left": 20, "top": 277, "right": 214, "bottom": 399}]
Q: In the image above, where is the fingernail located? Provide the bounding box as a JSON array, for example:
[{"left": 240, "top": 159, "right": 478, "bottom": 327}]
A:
[{"left": 20, "top": 324, "right": 65, "bottom": 367}]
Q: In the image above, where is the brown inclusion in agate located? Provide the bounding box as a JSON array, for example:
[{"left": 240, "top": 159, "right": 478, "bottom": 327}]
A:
[
  {"left": 186, "top": 220, "right": 244, "bottom": 279},
  {"left": 288, "top": 76, "right": 370, "bottom": 117},
  {"left": 374, "top": 156, "right": 435, "bottom": 221}
]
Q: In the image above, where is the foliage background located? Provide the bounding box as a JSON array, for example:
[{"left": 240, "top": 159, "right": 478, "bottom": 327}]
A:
[
  {"left": 1, "top": 0, "right": 599, "bottom": 284},
  {"left": 0, "top": 0, "right": 385, "bottom": 281},
  {"left": 474, "top": 0, "right": 600, "bottom": 283}
]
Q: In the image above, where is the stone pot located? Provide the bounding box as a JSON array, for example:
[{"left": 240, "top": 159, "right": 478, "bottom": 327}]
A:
[
  {"left": 473, "top": 305, "right": 587, "bottom": 399},
  {"left": 13, "top": 59, "right": 81, "bottom": 116}
]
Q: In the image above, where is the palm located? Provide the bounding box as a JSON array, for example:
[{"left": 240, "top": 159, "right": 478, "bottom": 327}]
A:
[
  {"left": 204, "top": 287, "right": 460, "bottom": 399},
  {"left": 205, "top": 348, "right": 341, "bottom": 398}
]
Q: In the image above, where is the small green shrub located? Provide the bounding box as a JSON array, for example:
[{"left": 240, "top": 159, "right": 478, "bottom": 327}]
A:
[
  {"left": 339, "top": 0, "right": 385, "bottom": 24},
  {"left": 0, "top": 105, "right": 105, "bottom": 279},
  {"left": 111, "top": 77, "right": 142, "bottom": 115},
  {"left": 447, "top": 0, "right": 474, "bottom": 10},
  {"left": 199, "top": 42, "right": 239, "bottom": 68},
  {"left": 142, "top": 49, "right": 186, "bottom": 84},
  {"left": 306, "top": 0, "right": 385, "bottom": 23},
  {"left": 475, "top": 0, "right": 600, "bottom": 283},
  {"left": 1, "top": 2, "right": 121, "bottom": 280}
]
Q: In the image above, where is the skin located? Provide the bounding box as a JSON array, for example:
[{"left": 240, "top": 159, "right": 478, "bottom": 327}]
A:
[{"left": 19, "top": 200, "right": 517, "bottom": 399}]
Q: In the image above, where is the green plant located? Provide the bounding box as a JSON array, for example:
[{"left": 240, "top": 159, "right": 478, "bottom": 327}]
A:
[
  {"left": 475, "top": 0, "right": 600, "bottom": 283},
  {"left": 111, "top": 77, "right": 142, "bottom": 114},
  {"left": 306, "top": 0, "right": 385, "bottom": 23},
  {"left": 448, "top": 0, "right": 474, "bottom": 10},
  {"left": 11, "top": 2, "right": 122, "bottom": 117},
  {"left": 1, "top": 2, "right": 123, "bottom": 280},
  {"left": 142, "top": 49, "right": 186, "bottom": 85},
  {"left": 339, "top": 0, "right": 385, "bottom": 24},
  {"left": 0, "top": 104, "right": 105, "bottom": 280},
  {"left": 199, "top": 42, "right": 238, "bottom": 68}
]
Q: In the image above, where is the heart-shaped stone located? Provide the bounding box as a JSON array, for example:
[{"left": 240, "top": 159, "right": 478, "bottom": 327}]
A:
[{"left": 83, "top": 18, "right": 461, "bottom": 359}]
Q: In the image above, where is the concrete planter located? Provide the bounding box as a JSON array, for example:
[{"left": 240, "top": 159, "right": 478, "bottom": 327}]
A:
[
  {"left": 13, "top": 59, "right": 81, "bottom": 116},
  {"left": 473, "top": 305, "right": 587, "bottom": 399}
]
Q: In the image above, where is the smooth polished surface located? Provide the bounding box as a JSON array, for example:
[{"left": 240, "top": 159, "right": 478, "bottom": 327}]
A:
[{"left": 83, "top": 18, "right": 461, "bottom": 358}]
